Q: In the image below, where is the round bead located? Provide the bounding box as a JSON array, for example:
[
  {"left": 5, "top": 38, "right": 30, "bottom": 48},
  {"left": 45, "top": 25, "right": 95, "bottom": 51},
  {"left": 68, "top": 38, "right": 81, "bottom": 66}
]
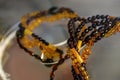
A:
[
  {"left": 101, "top": 15, "right": 105, "bottom": 19},
  {"left": 81, "top": 32, "right": 86, "bottom": 37},
  {"left": 88, "top": 26, "right": 93, "bottom": 31},
  {"left": 92, "top": 23, "right": 97, "bottom": 28},
  {"left": 96, "top": 36, "right": 102, "bottom": 40},
  {"left": 87, "top": 17, "right": 92, "bottom": 21},
  {"left": 91, "top": 31, "right": 98, "bottom": 37},
  {"left": 85, "top": 29, "right": 89, "bottom": 33},
  {"left": 100, "top": 33, "right": 105, "bottom": 37},
  {"left": 96, "top": 14, "right": 100, "bottom": 19},
  {"left": 98, "top": 26, "right": 105, "bottom": 32},
  {"left": 84, "top": 35, "right": 91, "bottom": 43}
]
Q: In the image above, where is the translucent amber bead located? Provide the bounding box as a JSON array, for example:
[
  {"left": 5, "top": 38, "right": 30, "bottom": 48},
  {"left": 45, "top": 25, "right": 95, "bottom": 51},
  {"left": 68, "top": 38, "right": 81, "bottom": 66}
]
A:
[
  {"left": 70, "top": 48, "right": 83, "bottom": 63},
  {"left": 37, "top": 19, "right": 42, "bottom": 23},
  {"left": 80, "top": 67, "right": 85, "bottom": 71},
  {"left": 24, "top": 29, "right": 32, "bottom": 35},
  {"left": 77, "top": 40, "right": 82, "bottom": 52},
  {"left": 85, "top": 76, "right": 89, "bottom": 80}
]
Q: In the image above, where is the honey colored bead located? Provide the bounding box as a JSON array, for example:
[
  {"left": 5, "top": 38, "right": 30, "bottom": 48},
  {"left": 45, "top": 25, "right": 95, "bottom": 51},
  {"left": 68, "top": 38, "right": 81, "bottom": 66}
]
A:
[
  {"left": 24, "top": 29, "right": 32, "bottom": 35},
  {"left": 85, "top": 76, "right": 89, "bottom": 80},
  {"left": 73, "top": 59, "right": 78, "bottom": 64},
  {"left": 17, "top": 7, "right": 79, "bottom": 80},
  {"left": 73, "top": 65, "right": 80, "bottom": 74},
  {"left": 36, "top": 19, "right": 42, "bottom": 23},
  {"left": 70, "top": 48, "right": 83, "bottom": 63},
  {"left": 80, "top": 67, "right": 85, "bottom": 71},
  {"left": 81, "top": 71, "right": 87, "bottom": 76},
  {"left": 77, "top": 40, "right": 82, "bottom": 52}
]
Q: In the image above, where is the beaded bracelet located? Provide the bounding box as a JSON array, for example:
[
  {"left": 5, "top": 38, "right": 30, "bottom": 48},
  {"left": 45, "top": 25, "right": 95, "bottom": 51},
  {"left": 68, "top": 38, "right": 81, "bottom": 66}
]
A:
[
  {"left": 16, "top": 7, "right": 78, "bottom": 65},
  {"left": 16, "top": 7, "right": 81, "bottom": 80}
]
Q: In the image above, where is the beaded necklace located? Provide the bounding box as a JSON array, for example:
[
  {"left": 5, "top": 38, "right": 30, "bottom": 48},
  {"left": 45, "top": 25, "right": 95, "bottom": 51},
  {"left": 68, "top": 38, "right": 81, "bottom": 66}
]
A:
[{"left": 16, "top": 7, "right": 120, "bottom": 80}]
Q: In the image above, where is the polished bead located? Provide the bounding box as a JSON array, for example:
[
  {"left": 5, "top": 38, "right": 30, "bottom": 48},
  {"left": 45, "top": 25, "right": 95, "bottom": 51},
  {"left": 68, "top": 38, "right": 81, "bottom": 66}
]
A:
[
  {"left": 26, "top": 17, "right": 35, "bottom": 25},
  {"left": 79, "top": 36, "right": 84, "bottom": 40},
  {"left": 91, "top": 16, "right": 96, "bottom": 20},
  {"left": 56, "top": 48, "right": 63, "bottom": 54},
  {"left": 41, "top": 39, "right": 49, "bottom": 45},
  {"left": 81, "top": 22, "right": 86, "bottom": 26},
  {"left": 98, "top": 26, "right": 105, "bottom": 32},
  {"left": 85, "top": 76, "right": 89, "bottom": 80},
  {"left": 101, "top": 15, "right": 105, "bottom": 19},
  {"left": 85, "top": 29, "right": 89, "bottom": 33},
  {"left": 48, "top": 6, "right": 58, "bottom": 14},
  {"left": 84, "top": 35, "right": 91, "bottom": 43},
  {"left": 96, "top": 36, "right": 102, "bottom": 40},
  {"left": 67, "top": 38, "right": 74, "bottom": 48},
  {"left": 114, "top": 17, "right": 120, "bottom": 21},
  {"left": 96, "top": 14, "right": 100, "bottom": 19},
  {"left": 81, "top": 32, "right": 86, "bottom": 37},
  {"left": 76, "top": 28, "right": 81, "bottom": 32},
  {"left": 96, "top": 21, "right": 101, "bottom": 26},
  {"left": 100, "top": 33, "right": 105, "bottom": 37},
  {"left": 105, "top": 18, "right": 111, "bottom": 23},
  {"left": 74, "top": 17, "right": 81, "bottom": 21},
  {"left": 78, "top": 74, "right": 83, "bottom": 80},
  {"left": 91, "top": 31, "right": 98, "bottom": 37},
  {"left": 104, "top": 29, "right": 109, "bottom": 33},
  {"left": 77, "top": 24, "right": 83, "bottom": 31},
  {"left": 100, "top": 19, "right": 106, "bottom": 24},
  {"left": 88, "top": 26, "right": 93, "bottom": 31},
  {"left": 104, "top": 15, "right": 109, "bottom": 19},
  {"left": 33, "top": 54, "right": 41, "bottom": 59},
  {"left": 16, "top": 30, "right": 21, "bottom": 38},
  {"left": 92, "top": 23, "right": 97, "bottom": 28},
  {"left": 87, "top": 17, "right": 92, "bottom": 21},
  {"left": 32, "top": 33, "right": 39, "bottom": 39}
]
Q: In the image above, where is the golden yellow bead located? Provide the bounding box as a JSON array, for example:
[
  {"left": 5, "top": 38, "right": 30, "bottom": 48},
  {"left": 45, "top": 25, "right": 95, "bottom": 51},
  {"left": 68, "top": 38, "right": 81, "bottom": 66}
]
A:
[
  {"left": 37, "top": 18, "right": 42, "bottom": 23},
  {"left": 24, "top": 29, "right": 32, "bottom": 35},
  {"left": 73, "top": 59, "right": 78, "bottom": 64},
  {"left": 81, "top": 71, "right": 87, "bottom": 76},
  {"left": 80, "top": 67, "right": 85, "bottom": 71},
  {"left": 85, "top": 76, "right": 89, "bottom": 80},
  {"left": 77, "top": 40, "right": 82, "bottom": 52},
  {"left": 19, "top": 8, "right": 78, "bottom": 64}
]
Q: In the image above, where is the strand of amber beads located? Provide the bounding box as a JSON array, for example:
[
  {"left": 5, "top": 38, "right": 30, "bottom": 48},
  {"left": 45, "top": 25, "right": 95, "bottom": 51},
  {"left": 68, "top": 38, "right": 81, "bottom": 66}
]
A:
[
  {"left": 16, "top": 7, "right": 79, "bottom": 80},
  {"left": 17, "top": 7, "right": 78, "bottom": 64},
  {"left": 68, "top": 41, "right": 89, "bottom": 80}
]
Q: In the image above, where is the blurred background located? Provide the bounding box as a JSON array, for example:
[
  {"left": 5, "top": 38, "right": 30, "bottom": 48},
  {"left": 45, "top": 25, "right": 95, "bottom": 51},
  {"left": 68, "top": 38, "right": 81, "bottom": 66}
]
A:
[{"left": 0, "top": 0, "right": 120, "bottom": 80}]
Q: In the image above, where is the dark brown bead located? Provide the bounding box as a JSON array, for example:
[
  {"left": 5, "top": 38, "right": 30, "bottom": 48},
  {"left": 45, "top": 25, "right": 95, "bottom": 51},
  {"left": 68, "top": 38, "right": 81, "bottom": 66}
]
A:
[
  {"left": 100, "top": 33, "right": 105, "bottom": 37},
  {"left": 85, "top": 29, "right": 89, "bottom": 33},
  {"left": 87, "top": 17, "right": 92, "bottom": 21},
  {"left": 96, "top": 36, "right": 102, "bottom": 40},
  {"left": 84, "top": 35, "right": 91, "bottom": 43},
  {"left": 56, "top": 48, "right": 63, "bottom": 54},
  {"left": 96, "top": 14, "right": 101, "bottom": 19},
  {"left": 81, "top": 32, "right": 86, "bottom": 37},
  {"left": 91, "top": 31, "right": 98, "bottom": 37},
  {"left": 88, "top": 26, "right": 93, "bottom": 31},
  {"left": 101, "top": 15, "right": 105, "bottom": 19},
  {"left": 98, "top": 26, "right": 105, "bottom": 32},
  {"left": 92, "top": 23, "right": 97, "bottom": 28},
  {"left": 104, "top": 15, "right": 109, "bottom": 19}
]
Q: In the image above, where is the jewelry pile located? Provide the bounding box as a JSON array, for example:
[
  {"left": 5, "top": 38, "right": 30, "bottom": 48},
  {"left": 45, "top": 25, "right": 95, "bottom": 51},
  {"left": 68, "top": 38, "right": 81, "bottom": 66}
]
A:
[{"left": 16, "top": 7, "right": 120, "bottom": 80}]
